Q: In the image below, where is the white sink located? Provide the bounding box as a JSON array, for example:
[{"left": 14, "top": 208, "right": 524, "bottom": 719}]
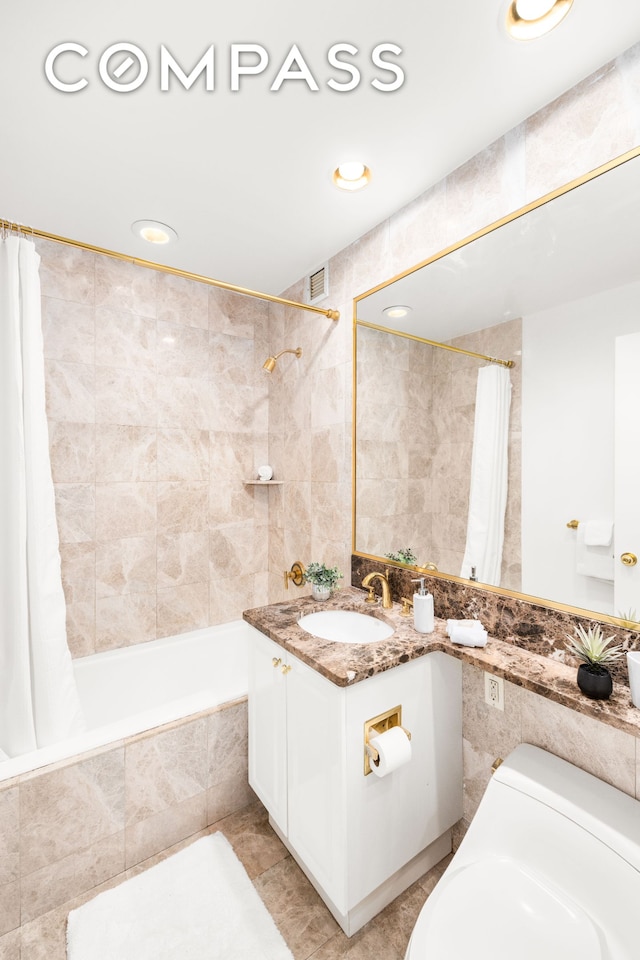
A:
[{"left": 298, "top": 610, "right": 394, "bottom": 644}]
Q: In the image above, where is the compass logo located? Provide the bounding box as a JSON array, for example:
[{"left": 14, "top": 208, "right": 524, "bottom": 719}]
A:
[{"left": 44, "top": 42, "right": 405, "bottom": 94}]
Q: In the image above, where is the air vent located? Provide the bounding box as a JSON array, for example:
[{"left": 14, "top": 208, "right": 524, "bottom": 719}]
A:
[{"left": 307, "top": 263, "right": 329, "bottom": 304}]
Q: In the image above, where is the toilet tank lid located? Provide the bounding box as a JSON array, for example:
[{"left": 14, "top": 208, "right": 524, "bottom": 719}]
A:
[{"left": 494, "top": 744, "right": 640, "bottom": 873}]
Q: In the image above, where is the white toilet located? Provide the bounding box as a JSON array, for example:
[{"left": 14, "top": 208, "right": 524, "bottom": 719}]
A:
[{"left": 405, "top": 743, "right": 640, "bottom": 960}]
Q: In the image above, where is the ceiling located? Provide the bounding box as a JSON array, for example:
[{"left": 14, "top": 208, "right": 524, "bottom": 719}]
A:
[
  {"left": 356, "top": 151, "right": 640, "bottom": 341},
  {"left": 2, "top": 1, "right": 640, "bottom": 296}
]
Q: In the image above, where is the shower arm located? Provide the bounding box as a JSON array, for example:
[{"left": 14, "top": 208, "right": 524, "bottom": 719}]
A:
[{"left": 274, "top": 348, "right": 300, "bottom": 362}]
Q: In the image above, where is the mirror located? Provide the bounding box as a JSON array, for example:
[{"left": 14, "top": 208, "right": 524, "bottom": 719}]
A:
[{"left": 353, "top": 148, "right": 640, "bottom": 625}]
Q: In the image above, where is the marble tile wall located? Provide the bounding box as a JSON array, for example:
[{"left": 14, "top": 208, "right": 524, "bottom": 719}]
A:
[
  {"left": 355, "top": 328, "right": 433, "bottom": 561},
  {"left": 265, "top": 294, "right": 352, "bottom": 603},
  {"left": 40, "top": 248, "right": 271, "bottom": 656},
  {"left": 354, "top": 320, "right": 521, "bottom": 585},
  {"left": 0, "top": 700, "right": 251, "bottom": 952},
  {"left": 461, "top": 662, "right": 640, "bottom": 830}
]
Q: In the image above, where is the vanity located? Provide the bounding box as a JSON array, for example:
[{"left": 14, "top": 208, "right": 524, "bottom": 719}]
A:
[
  {"left": 245, "top": 575, "right": 640, "bottom": 936},
  {"left": 244, "top": 589, "right": 463, "bottom": 936}
]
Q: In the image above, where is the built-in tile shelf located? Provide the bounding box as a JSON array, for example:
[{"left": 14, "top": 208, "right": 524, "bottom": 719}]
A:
[{"left": 243, "top": 480, "right": 284, "bottom": 485}]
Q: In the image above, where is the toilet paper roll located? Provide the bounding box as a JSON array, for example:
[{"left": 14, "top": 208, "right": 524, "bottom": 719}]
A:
[{"left": 368, "top": 726, "right": 412, "bottom": 778}]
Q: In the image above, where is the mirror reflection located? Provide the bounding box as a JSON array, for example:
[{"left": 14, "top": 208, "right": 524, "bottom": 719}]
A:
[{"left": 354, "top": 150, "right": 640, "bottom": 624}]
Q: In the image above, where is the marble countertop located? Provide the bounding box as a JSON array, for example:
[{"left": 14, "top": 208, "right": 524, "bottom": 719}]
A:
[{"left": 243, "top": 587, "right": 640, "bottom": 739}]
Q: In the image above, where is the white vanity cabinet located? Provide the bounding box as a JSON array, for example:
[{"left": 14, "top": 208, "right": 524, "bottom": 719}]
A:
[
  {"left": 247, "top": 628, "right": 289, "bottom": 833},
  {"left": 247, "top": 625, "right": 463, "bottom": 936},
  {"left": 248, "top": 627, "right": 347, "bottom": 902}
]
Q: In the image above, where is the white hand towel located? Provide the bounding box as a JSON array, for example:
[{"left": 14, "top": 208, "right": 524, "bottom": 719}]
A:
[
  {"left": 576, "top": 524, "right": 615, "bottom": 581},
  {"left": 583, "top": 520, "right": 614, "bottom": 547},
  {"left": 449, "top": 625, "right": 488, "bottom": 647},
  {"left": 446, "top": 618, "right": 486, "bottom": 635},
  {"left": 446, "top": 619, "right": 488, "bottom": 647}
]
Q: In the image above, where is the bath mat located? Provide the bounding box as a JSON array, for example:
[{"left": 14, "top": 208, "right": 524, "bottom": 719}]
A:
[{"left": 66, "top": 833, "right": 293, "bottom": 960}]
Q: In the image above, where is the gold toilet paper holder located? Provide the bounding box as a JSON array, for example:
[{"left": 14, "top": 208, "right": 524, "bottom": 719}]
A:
[{"left": 364, "top": 705, "right": 411, "bottom": 776}]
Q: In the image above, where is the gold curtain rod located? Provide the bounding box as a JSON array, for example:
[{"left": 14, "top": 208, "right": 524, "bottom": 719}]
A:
[
  {"left": 3, "top": 219, "right": 340, "bottom": 322},
  {"left": 356, "top": 319, "right": 514, "bottom": 368}
]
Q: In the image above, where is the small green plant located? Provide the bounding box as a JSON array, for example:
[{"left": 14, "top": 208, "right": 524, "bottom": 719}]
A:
[
  {"left": 618, "top": 609, "right": 640, "bottom": 630},
  {"left": 565, "top": 623, "right": 624, "bottom": 669},
  {"left": 304, "top": 562, "right": 343, "bottom": 589},
  {"left": 385, "top": 547, "right": 417, "bottom": 566}
]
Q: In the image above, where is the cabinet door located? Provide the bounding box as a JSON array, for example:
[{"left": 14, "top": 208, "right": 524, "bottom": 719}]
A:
[
  {"left": 247, "top": 629, "right": 288, "bottom": 834},
  {"left": 286, "top": 655, "right": 348, "bottom": 913}
]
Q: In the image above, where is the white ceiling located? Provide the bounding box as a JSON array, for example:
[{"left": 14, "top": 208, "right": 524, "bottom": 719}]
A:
[
  {"left": 2, "top": 1, "right": 640, "bottom": 295},
  {"left": 356, "top": 153, "right": 640, "bottom": 341}
]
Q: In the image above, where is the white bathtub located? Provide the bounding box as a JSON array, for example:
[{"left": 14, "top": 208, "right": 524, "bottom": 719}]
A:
[{"left": 0, "top": 620, "right": 251, "bottom": 782}]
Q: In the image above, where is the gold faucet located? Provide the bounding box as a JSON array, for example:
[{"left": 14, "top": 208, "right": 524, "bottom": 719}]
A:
[{"left": 361, "top": 571, "right": 393, "bottom": 608}]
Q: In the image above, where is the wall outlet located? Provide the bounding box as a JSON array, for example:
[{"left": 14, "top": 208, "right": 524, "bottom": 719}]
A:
[{"left": 484, "top": 672, "right": 504, "bottom": 711}]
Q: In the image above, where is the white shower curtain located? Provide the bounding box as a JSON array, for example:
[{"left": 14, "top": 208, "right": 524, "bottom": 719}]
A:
[
  {"left": 0, "top": 235, "right": 85, "bottom": 758},
  {"left": 460, "top": 364, "right": 512, "bottom": 586}
]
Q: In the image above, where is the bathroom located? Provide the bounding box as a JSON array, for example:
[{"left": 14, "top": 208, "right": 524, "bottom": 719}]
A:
[{"left": 3, "top": 12, "right": 640, "bottom": 960}]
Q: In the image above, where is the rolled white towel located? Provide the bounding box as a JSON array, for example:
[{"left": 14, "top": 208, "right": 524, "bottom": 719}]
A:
[
  {"left": 446, "top": 618, "right": 486, "bottom": 635},
  {"left": 449, "top": 625, "right": 488, "bottom": 647}
]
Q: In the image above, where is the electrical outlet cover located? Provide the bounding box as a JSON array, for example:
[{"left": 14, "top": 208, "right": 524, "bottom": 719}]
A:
[{"left": 484, "top": 672, "right": 505, "bottom": 710}]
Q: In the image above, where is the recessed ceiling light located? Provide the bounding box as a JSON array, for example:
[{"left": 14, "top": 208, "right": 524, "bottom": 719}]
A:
[
  {"left": 383, "top": 305, "right": 412, "bottom": 319},
  {"left": 131, "top": 219, "right": 178, "bottom": 244},
  {"left": 332, "top": 161, "right": 371, "bottom": 192},
  {"left": 506, "top": 0, "right": 573, "bottom": 40}
]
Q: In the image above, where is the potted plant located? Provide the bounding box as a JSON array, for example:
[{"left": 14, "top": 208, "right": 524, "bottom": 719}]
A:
[
  {"left": 565, "top": 623, "right": 624, "bottom": 700},
  {"left": 385, "top": 547, "right": 417, "bottom": 566},
  {"left": 304, "top": 562, "right": 343, "bottom": 601}
]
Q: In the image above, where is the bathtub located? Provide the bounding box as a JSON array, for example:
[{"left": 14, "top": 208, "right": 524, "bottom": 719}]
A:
[{"left": 0, "top": 619, "right": 251, "bottom": 782}]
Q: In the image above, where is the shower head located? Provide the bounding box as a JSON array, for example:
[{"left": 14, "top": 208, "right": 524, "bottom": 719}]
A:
[
  {"left": 263, "top": 346, "right": 302, "bottom": 373},
  {"left": 263, "top": 355, "right": 277, "bottom": 373}
]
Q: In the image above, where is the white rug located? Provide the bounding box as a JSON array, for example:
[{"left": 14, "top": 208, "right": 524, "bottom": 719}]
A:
[{"left": 66, "top": 833, "right": 294, "bottom": 960}]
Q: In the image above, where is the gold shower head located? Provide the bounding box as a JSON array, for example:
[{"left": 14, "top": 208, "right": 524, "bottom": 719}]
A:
[{"left": 263, "top": 347, "right": 302, "bottom": 372}]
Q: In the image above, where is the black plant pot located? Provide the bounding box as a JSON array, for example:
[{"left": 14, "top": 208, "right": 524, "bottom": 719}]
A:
[{"left": 577, "top": 663, "right": 613, "bottom": 700}]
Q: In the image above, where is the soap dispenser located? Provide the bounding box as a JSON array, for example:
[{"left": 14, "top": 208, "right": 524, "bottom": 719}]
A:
[{"left": 411, "top": 577, "right": 434, "bottom": 634}]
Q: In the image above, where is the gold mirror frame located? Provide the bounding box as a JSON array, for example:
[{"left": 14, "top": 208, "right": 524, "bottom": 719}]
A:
[{"left": 352, "top": 144, "right": 640, "bottom": 630}]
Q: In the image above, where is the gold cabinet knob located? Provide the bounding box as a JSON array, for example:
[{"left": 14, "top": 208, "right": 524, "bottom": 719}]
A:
[
  {"left": 281, "top": 663, "right": 292, "bottom": 675},
  {"left": 272, "top": 657, "right": 282, "bottom": 668},
  {"left": 621, "top": 553, "right": 638, "bottom": 567}
]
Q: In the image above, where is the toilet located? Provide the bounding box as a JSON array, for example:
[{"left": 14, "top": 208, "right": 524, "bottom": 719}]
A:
[{"left": 406, "top": 743, "right": 640, "bottom": 960}]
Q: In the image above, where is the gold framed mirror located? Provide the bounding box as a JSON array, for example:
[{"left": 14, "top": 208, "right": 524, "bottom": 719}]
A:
[{"left": 353, "top": 145, "right": 640, "bottom": 628}]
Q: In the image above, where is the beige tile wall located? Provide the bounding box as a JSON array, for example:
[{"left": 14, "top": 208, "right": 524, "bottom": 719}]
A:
[
  {"left": 265, "top": 297, "right": 352, "bottom": 600},
  {"left": 355, "top": 320, "right": 521, "bottom": 583},
  {"left": 40, "top": 245, "right": 271, "bottom": 656},
  {"left": 0, "top": 700, "right": 251, "bottom": 952},
  {"left": 462, "top": 662, "right": 639, "bottom": 830},
  {"left": 355, "top": 327, "right": 433, "bottom": 562}
]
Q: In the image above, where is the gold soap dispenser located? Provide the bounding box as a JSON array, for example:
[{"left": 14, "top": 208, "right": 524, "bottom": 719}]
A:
[{"left": 411, "top": 577, "right": 434, "bottom": 634}]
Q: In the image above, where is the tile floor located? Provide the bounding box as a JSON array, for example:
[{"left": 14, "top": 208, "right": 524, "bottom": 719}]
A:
[
  {"left": 213, "top": 800, "right": 451, "bottom": 960},
  {"left": 8, "top": 797, "right": 452, "bottom": 959}
]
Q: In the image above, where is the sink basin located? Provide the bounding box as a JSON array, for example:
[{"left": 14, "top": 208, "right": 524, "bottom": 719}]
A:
[{"left": 297, "top": 610, "right": 394, "bottom": 644}]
